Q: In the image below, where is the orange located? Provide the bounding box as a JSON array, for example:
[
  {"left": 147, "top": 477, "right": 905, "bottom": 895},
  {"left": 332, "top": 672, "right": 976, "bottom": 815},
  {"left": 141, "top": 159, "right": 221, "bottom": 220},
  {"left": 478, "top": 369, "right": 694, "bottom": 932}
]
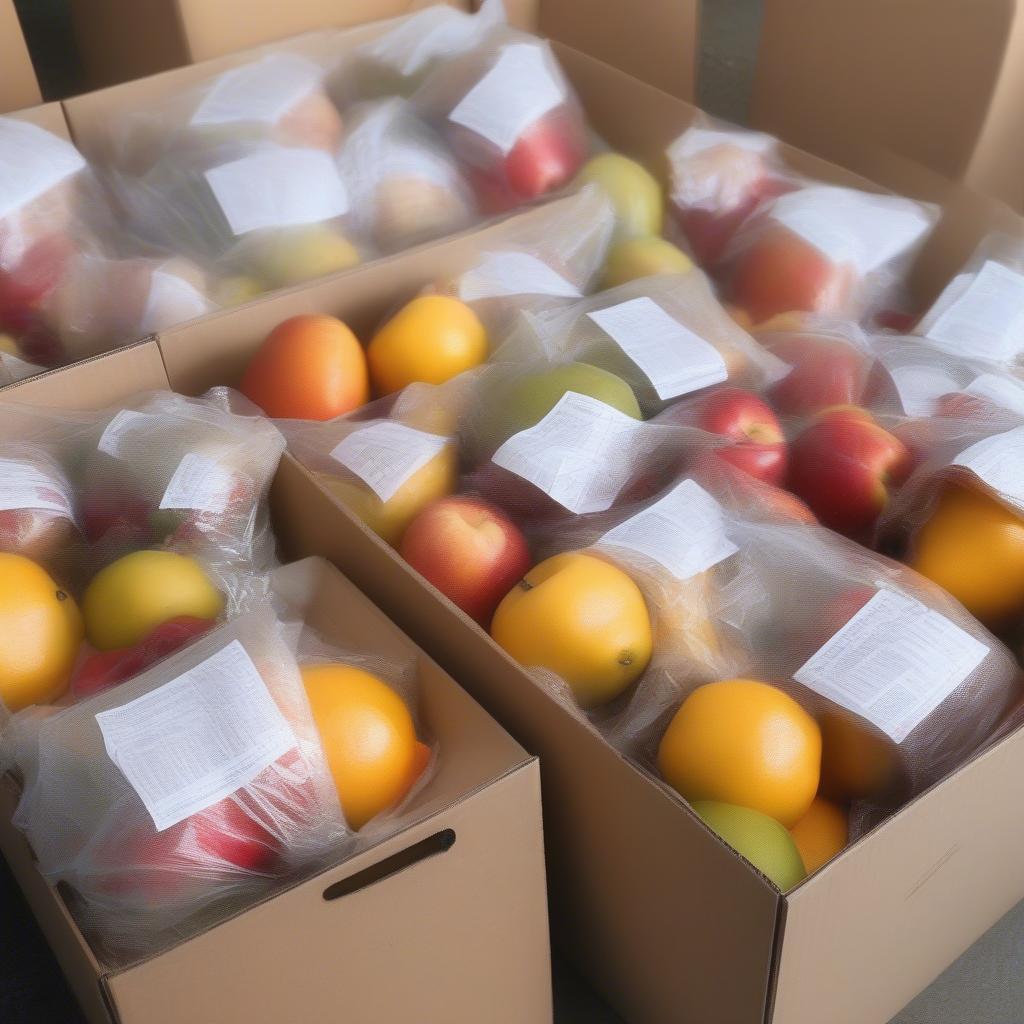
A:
[
  {"left": 240, "top": 314, "right": 369, "bottom": 420},
  {"left": 490, "top": 551, "right": 652, "bottom": 708},
  {"left": 0, "top": 553, "right": 83, "bottom": 711},
  {"left": 789, "top": 796, "right": 848, "bottom": 874},
  {"left": 367, "top": 295, "right": 487, "bottom": 396},
  {"left": 657, "top": 678, "right": 821, "bottom": 827},
  {"left": 909, "top": 482, "right": 1024, "bottom": 628},
  {"left": 301, "top": 664, "right": 420, "bottom": 830}
]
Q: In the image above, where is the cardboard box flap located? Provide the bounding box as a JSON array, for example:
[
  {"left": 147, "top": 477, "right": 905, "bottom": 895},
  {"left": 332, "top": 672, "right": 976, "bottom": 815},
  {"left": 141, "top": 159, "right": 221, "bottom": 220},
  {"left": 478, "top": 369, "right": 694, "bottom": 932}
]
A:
[
  {"left": 0, "top": 0, "right": 40, "bottom": 114},
  {"left": 5, "top": 102, "right": 72, "bottom": 140},
  {"left": 772, "top": 723, "right": 1024, "bottom": 1024}
]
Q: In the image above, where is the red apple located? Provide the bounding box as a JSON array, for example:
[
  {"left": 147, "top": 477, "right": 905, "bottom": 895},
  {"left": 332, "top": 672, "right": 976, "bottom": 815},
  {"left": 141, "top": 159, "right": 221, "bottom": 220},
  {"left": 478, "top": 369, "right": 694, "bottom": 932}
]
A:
[
  {"left": 691, "top": 386, "right": 787, "bottom": 486},
  {"left": 504, "top": 109, "right": 588, "bottom": 202},
  {"left": 400, "top": 496, "right": 532, "bottom": 625},
  {"left": 764, "top": 331, "right": 870, "bottom": 417},
  {"left": 788, "top": 407, "right": 912, "bottom": 541},
  {"left": 81, "top": 485, "right": 154, "bottom": 544}
]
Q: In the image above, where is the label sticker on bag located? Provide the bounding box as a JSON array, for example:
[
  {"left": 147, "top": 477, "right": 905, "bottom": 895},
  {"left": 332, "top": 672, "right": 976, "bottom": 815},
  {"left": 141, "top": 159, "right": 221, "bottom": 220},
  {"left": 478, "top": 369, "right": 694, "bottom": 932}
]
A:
[
  {"left": 769, "top": 186, "right": 933, "bottom": 275},
  {"left": 951, "top": 426, "right": 1024, "bottom": 510},
  {"left": 887, "top": 364, "right": 961, "bottom": 417},
  {"left": 587, "top": 297, "right": 729, "bottom": 400},
  {"left": 457, "top": 251, "right": 581, "bottom": 302},
  {"left": 98, "top": 410, "right": 160, "bottom": 459},
  {"left": 160, "top": 453, "right": 238, "bottom": 515},
  {"left": 491, "top": 391, "right": 649, "bottom": 514},
  {"left": 0, "top": 459, "right": 74, "bottom": 517},
  {"left": 597, "top": 478, "right": 737, "bottom": 580},
  {"left": 448, "top": 43, "right": 566, "bottom": 154},
  {"left": 140, "top": 270, "right": 213, "bottom": 335},
  {"left": 0, "top": 119, "right": 86, "bottom": 221},
  {"left": 191, "top": 54, "right": 323, "bottom": 128},
  {"left": 921, "top": 262, "right": 1024, "bottom": 362},
  {"left": 205, "top": 148, "right": 349, "bottom": 236},
  {"left": 963, "top": 373, "right": 1024, "bottom": 416},
  {"left": 96, "top": 639, "right": 298, "bottom": 832},
  {"left": 668, "top": 126, "right": 776, "bottom": 162},
  {"left": 330, "top": 421, "right": 449, "bottom": 503},
  {"left": 793, "top": 589, "right": 989, "bottom": 743}
]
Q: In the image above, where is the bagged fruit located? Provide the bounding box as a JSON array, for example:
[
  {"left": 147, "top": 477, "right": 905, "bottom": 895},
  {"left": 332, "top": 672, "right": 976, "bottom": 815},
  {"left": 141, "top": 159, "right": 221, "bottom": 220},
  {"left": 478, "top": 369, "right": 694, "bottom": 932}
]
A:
[
  {"left": 413, "top": 30, "right": 591, "bottom": 212},
  {"left": 723, "top": 181, "right": 938, "bottom": 326},
  {"left": 666, "top": 116, "right": 794, "bottom": 268}
]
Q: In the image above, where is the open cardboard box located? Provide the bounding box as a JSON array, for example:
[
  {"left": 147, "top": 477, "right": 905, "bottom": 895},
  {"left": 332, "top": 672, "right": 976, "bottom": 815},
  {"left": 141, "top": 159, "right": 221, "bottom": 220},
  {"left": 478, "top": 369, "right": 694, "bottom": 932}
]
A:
[
  {"left": 0, "top": 342, "right": 551, "bottom": 1024},
  {"left": 119, "top": 50, "right": 1024, "bottom": 1024},
  {"left": 6, "top": 101, "right": 72, "bottom": 139},
  {"left": 0, "top": 0, "right": 40, "bottom": 114}
]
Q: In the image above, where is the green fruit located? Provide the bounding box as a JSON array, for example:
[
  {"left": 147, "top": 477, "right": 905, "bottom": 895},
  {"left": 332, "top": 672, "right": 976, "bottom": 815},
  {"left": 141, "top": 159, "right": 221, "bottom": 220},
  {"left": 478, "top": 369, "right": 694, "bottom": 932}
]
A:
[
  {"left": 480, "top": 362, "right": 642, "bottom": 453},
  {"left": 575, "top": 153, "right": 664, "bottom": 240},
  {"left": 692, "top": 800, "right": 807, "bottom": 891},
  {"left": 602, "top": 237, "right": 693, "bottom": 289},
  {"left": 249, "top": 225, "right": 360, "bottom": 289}
]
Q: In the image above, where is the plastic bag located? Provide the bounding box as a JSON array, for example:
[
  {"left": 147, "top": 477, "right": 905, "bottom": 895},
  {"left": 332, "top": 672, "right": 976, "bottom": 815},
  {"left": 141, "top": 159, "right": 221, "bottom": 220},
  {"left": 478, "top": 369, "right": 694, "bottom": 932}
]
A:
[
  {"left": 338, "top": 98, "right": 476, "bottom": 253},
  {"left": 413, "top": 30, "right": 591, "bottom": 212}
]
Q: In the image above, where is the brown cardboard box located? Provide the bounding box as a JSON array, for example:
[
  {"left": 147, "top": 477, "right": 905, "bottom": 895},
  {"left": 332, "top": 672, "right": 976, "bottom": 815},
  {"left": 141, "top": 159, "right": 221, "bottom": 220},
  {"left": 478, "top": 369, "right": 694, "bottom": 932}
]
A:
[
  {"left": 0, "top": 343, "right": 551, "bottom": 1024},
  {"left": 66, "top": 0, "right": 697, "bottom": 103},
  {"left": 5, "top": 101, "right": 72, "bottom": 139},
  {"left": 138, "top": 49, "right": 1024, "bottom": 1024},
  {"left": 752, "top": 0, "right": 1024, "bottom": 212},
  {"left": 0, "top": 0, "right": 40, "bottom": 113}
]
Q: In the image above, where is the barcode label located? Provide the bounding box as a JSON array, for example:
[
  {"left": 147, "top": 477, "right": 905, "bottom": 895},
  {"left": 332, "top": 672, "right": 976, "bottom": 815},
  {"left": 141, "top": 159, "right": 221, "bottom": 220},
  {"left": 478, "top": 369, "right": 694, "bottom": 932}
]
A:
[
  {"left": 160, "top": 453, "right": 237, "bottom": 515},
  {"left": 0, "top": 459, "right": 74, "bottom": 517},
  {"left": 330, "top": 421, "right": 449, "bottom": 502},
  {"left": 951, "top": 426, "right": 1024, "bottom": 511},
  {"left": 458, "top": 251, "right": 580, "bottom": 301}
]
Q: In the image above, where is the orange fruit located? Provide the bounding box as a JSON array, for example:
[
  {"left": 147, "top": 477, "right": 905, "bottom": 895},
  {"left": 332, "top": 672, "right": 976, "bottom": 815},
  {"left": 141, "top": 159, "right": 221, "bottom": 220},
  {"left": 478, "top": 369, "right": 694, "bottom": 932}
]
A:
[
  {"left": 789, "top": 796, "right": 848, "bottom": 874},
  {"left": 301, "top": 664, "right": 420, "bottom": 830},
  {"left": 657, "top": 678, "right": 821, "bottom": 827},
  {"left": 0, "top": 553, "right": 83, "bottom": 711},
  {"left": 909, "top": 482, "right": 1024, "bottom": 628},
  {"left": 367, "top": 295, "right": 487, "bottom": 396},
  {"left": 240, "top": 314, "right": 369, "bottom": 420}
]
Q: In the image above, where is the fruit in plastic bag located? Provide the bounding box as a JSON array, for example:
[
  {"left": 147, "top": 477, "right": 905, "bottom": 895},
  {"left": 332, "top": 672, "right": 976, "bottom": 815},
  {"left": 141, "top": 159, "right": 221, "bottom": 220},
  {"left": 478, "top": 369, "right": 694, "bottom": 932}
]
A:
[
  {"left": 240, "top": 314, "right": 369, "bottom": 419},
  {"left": 600, "top": 236, "right": 693, "bottom": 289},
  {"left": 693, "top": 800, "right": 807, "bottom": 890},
  {"left": 400, "top": 496, "right": 532, "bottom": 626},
  {"left": 82, "top": 550, "right": 224, "bottom": 651},
  {"left": 574, "top": 153, "right": 664, "bottom": 240},
  {"left": 367, "top": 294, "right": 488, "bottom": 395},
  {"left": 0, "top": 448, "right": 79, "bottom": 563},
  {"left": 788, "top": 797, "right": 848, "bottom": 874},
  {"left": 491, "top": 551, "right": 652, "bottom": 707},
  {"left": 245, "top": 224, "right": 360, "bottom": 290},
  {"left": 301, "top": 663, "right": 425, "bottom": 830},
  {"left": 657, "top": 678, "right": 820, "bottom": 827},
  {"left": 0, "top": 553, "right": 83, "bottom": 711}
]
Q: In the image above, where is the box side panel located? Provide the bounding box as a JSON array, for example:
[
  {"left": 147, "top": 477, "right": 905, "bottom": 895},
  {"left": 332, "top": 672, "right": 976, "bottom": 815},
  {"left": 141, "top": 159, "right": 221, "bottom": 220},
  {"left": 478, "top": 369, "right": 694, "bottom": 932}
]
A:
[
  {"left": 773, "top": 725, "right": 1024, "bottom": 1024},
  {"left": 0, "top": 0, "right": 41, "bottom": 113},
  {"left": 4, "top": 101, "right": 71, "bottom": 139}
]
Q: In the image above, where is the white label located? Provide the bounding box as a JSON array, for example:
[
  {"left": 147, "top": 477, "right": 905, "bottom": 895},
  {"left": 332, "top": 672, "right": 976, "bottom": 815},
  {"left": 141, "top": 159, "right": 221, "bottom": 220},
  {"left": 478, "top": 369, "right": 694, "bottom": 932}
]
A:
[
  {"left": 769, "top": 186, "right": 933, "bottom": 275},
  {"left": 140, "top": 269, "right": 213, "bottom": 334},
  {"left": 449, "top": 43, "right": 565, "bottom": 154},
  {"left": 964, "top": 373, "right": 1024, "bottom": 416},
  {"left": 668, "top": 126, "right": 776, "bottom": 162},
  {"left": 793, "top": 589, "right": 989, "bottom": 743},
  {"left": 922, "top": 262, "right": 1024, "bottom": 362},
  {"left": 587, "top": 296, "right": 729, "bottom": 400},
  {"left": 160, "top": 453, "right": 237, "bottom": 515},
  {"left": 98, "top": 409, "right": 160, "bottom": 459},
  {"left": 95, "top": 640, "right": 297, "bottom": 832},
  {"left": 491, "top": 391, "right": 648, "bottom": 514},
  {"left": 888, "top": 364, "right": 960, "bottom": 417},
  {"left": 0, "top": 459, "right": 73, "bottom": 517},
  {"left": 191, "top": 54, "right": 323, "bottom": 128},
  {"left": 457, "top": 251, "right": 581, "bottom": 302},
  {"left": 952, "top": 426, "right": 1024, "bottom": 510},
  {"left": 0, "top": 119, "right": 86, "bottom": 221},
  {"left": 330, "top": 421, "right": 449, "bottom": 503},
  {"left": 205, "top": 148, "right": 349, "bottom": 237},
  {"left": 597, "top": 478, "right": 737, "bottom": 580}
]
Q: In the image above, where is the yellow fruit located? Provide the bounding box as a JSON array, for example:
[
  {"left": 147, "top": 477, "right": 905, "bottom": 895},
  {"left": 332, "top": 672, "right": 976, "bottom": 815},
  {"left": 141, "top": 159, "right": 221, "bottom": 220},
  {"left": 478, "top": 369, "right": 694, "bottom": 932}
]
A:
[
  {"left": 302, "top": 664, "right": 419, "bottom": 830},
  {"left": 0, "top": 554, "right": 83, "bottom": 711},
  {"left": 313, "top": 441, "right": 456, "bottom": 547},
  {"left": 574, "top": 152, "right": 664, "bottom": 239},
  {"left": 83, "top": 550, "right": 224, "bottom": 651},
  {"left": 0, "top": 334, "right": 20, "bottom": 356},
  {"left": 212, "top": 275, "right": 264, "bottom": 307},
  {"left": 367, "top": 295, "right": 488, "bottom": 396},
  {"left": 490, "top": 551, "right": 652, "bottom": 708},
  {"left": 601, "top": 236, "right": 693, "bottom": 288},
  {"left": 657, "top": 678, "right": 821, "bottom": 827},
  {"left": 789, "top": 796, "right": 848, "bottom": 874},
  {"left": 251, "top": 225, "right": 361, "bottom": 289}
]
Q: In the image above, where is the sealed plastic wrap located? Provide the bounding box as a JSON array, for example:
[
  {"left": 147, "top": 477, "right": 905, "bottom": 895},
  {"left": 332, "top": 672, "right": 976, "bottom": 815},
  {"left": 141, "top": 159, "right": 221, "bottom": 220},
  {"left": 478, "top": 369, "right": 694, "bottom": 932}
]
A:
[
  {"left": 338, "top": 98, "right": 476, "bottom": 253},
  {"left": 414, "top": 31, "right": 591, "bottom": 212},
  {"left": 0, "top": 349, "right": 44, "bottom": 386},
  {"left": 722, "top": 182, "right": 938, "bottom": 327},
  {"left": 666, "top": 117, "right": 794, "bottom": 268}
]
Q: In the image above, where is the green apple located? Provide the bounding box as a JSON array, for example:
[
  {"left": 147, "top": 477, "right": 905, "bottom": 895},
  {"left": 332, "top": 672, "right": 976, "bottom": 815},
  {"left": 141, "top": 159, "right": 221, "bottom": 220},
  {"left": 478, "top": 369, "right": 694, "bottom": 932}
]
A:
[
  {"left": 602, "top": 236, "right": 693, "bottom": 289},
  {"left": 248, "top": 225, "right": 361, "bottom": 289},
  {"left": 693, "top": 800, "right": 807, "bottom": 891},
  {"left": 574, "top": 153, "right": 664, "bottom": 240}
]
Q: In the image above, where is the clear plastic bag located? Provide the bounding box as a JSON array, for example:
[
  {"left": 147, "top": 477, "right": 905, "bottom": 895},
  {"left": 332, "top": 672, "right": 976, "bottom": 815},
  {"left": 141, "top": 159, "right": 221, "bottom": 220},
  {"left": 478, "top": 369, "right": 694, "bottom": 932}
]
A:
[
  {"left": 413, "top": 30, "right": 591, "bottom": 212},
  {"left": 337, "top": 98, "right": 476, "bottom": 253}
]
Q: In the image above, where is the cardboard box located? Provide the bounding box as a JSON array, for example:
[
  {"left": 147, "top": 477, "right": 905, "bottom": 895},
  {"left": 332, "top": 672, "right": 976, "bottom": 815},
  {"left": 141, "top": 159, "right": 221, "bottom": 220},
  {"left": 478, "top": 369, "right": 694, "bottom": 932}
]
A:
[
  {"left": 140, "top": 49, "right": 1024, "bottom": 1024},
  {"left": 0, "top": 0, "right": 40, "bottom": 113},
  {"left": 5, "top": 101, "right": 72, "bottom": 139},
  {"left": 752, "top": 0, "right": 1024, "bottom": 212},
  {"left": 0, "top": 345, "right": 551, "bottom": 1024},
  {"left": 66, "top": 0, "right": 697, "bottom": 104}
]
